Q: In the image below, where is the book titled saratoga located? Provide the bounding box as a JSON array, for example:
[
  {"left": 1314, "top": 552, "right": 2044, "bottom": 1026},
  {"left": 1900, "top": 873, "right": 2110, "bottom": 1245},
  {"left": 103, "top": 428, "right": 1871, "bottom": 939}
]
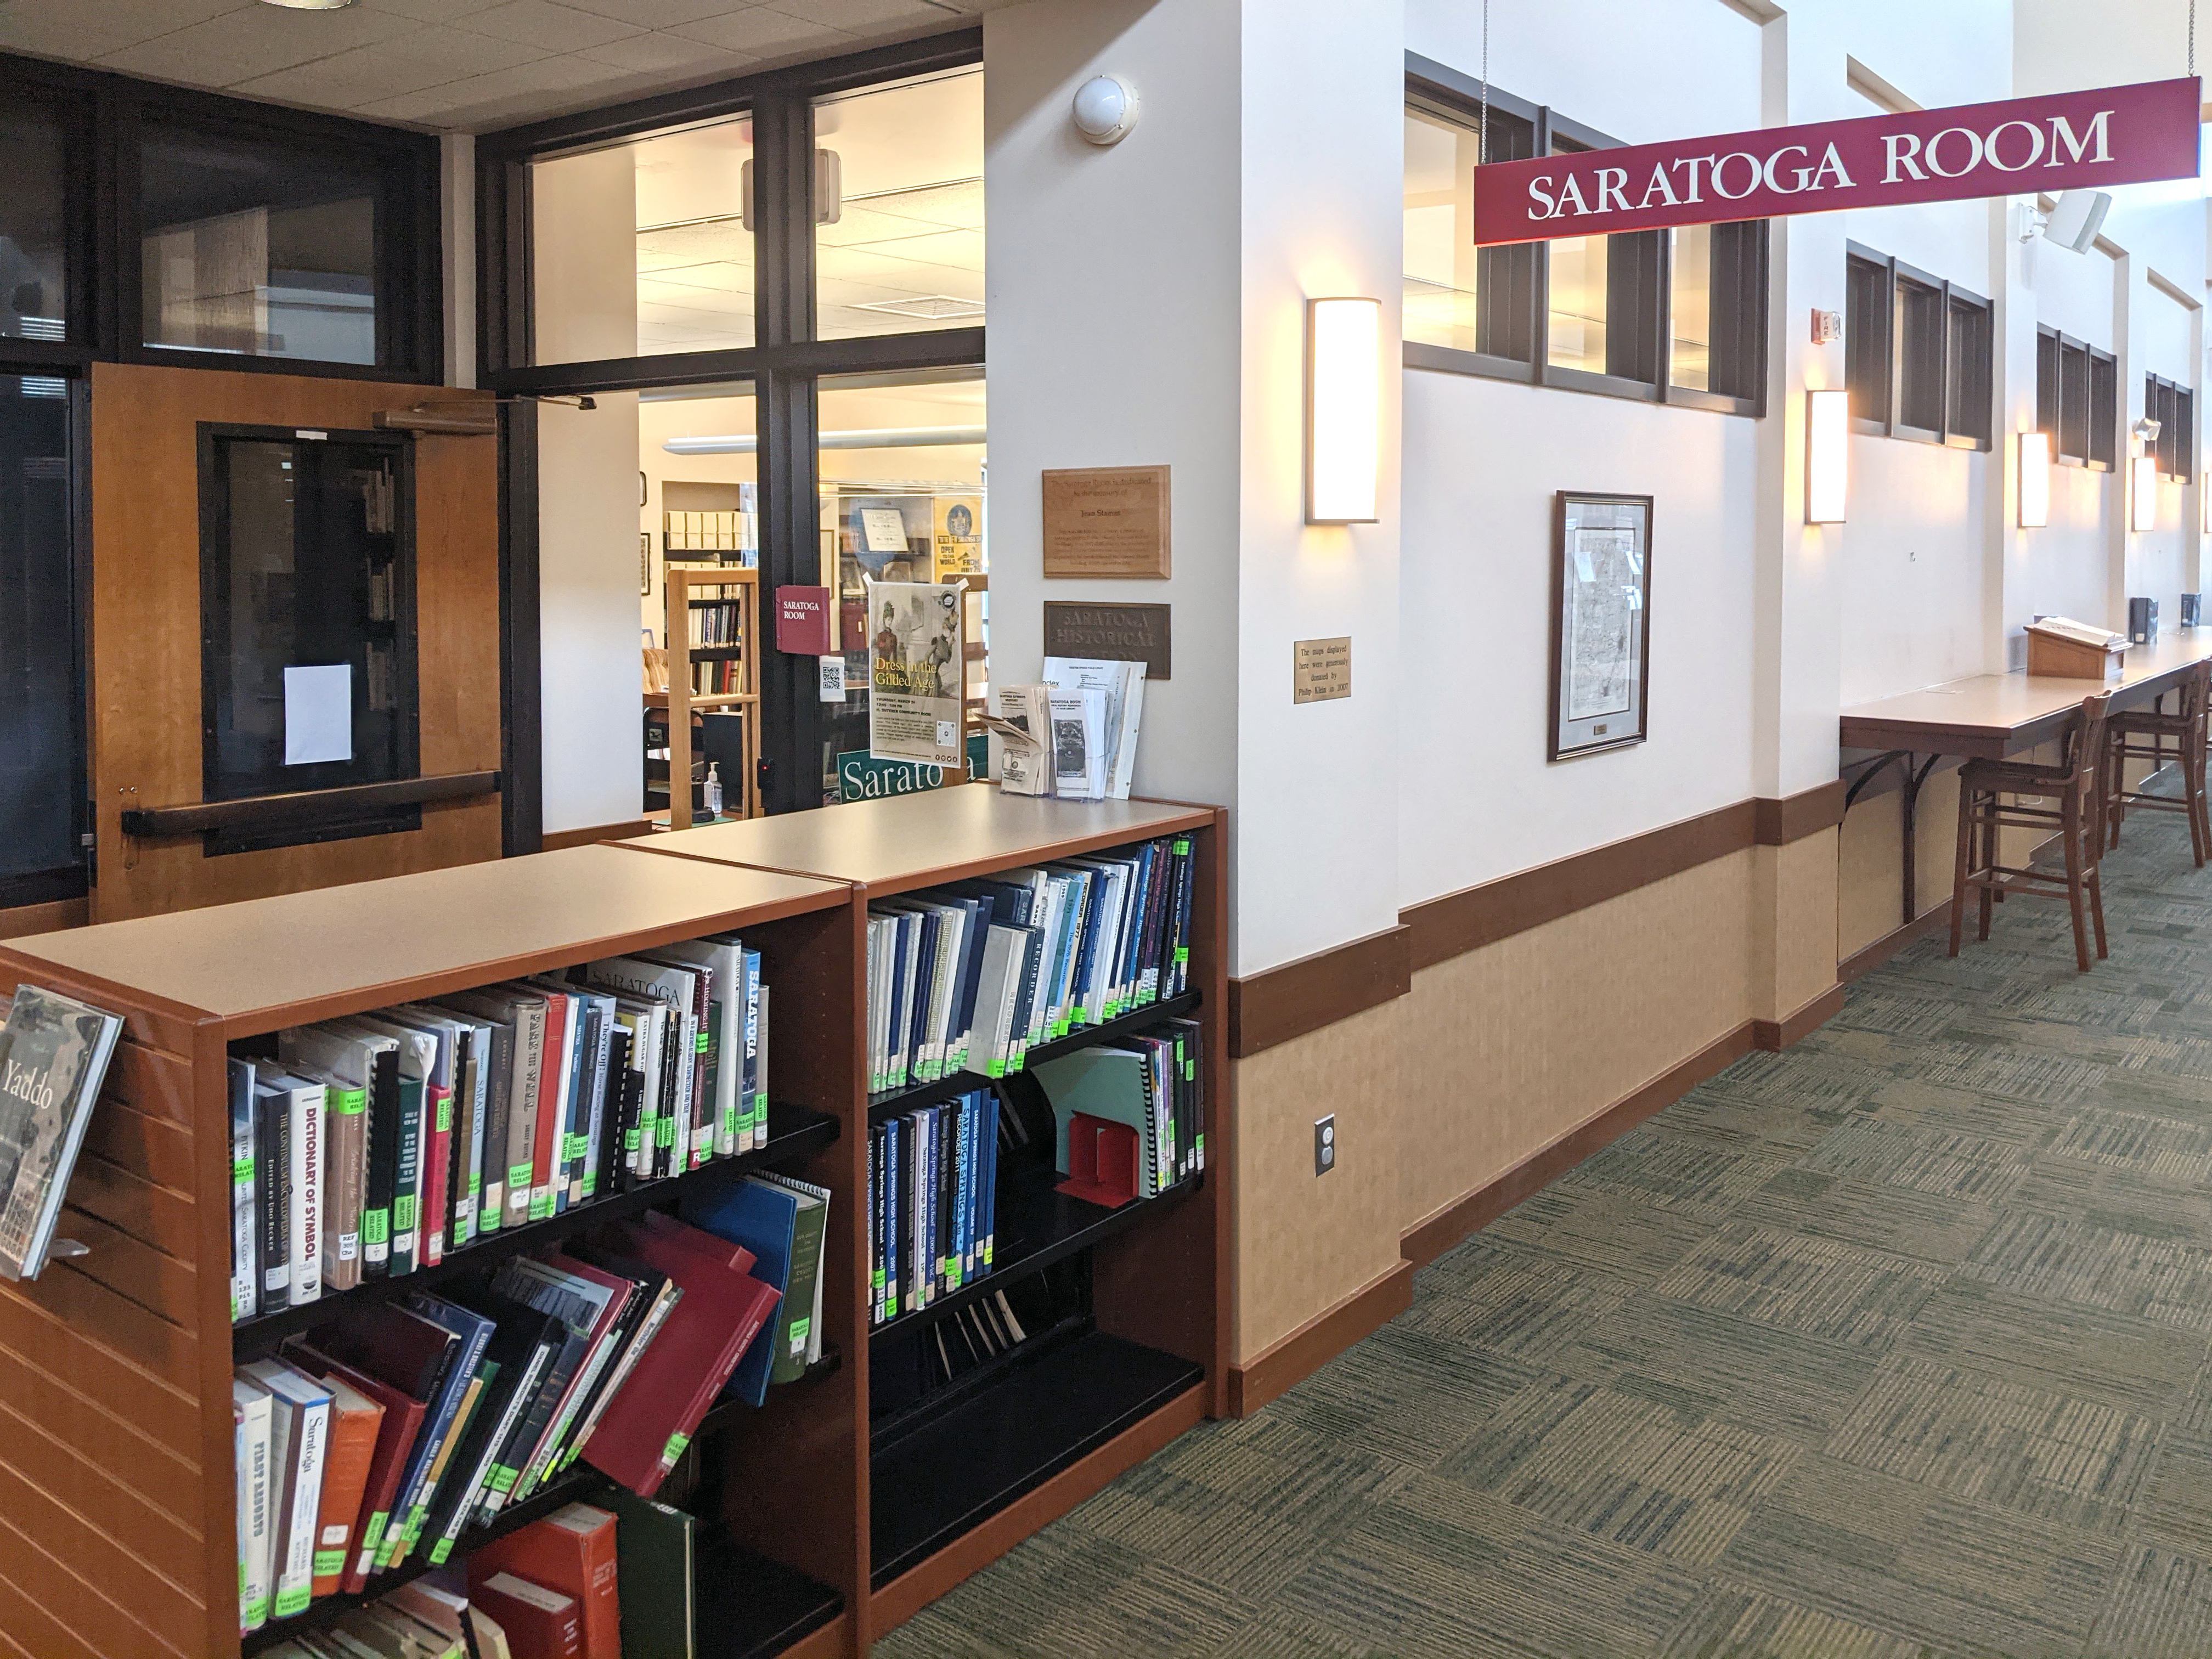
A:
[{"left": 0, "top": 984, "right": 123, "bottom": 1282}]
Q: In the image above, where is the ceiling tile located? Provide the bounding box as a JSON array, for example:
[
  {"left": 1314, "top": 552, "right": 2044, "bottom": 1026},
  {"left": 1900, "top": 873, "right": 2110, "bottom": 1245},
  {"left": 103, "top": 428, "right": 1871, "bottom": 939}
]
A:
[
  {"left": 769, "top": 0, "right": 947, "bottom": 28},
  {"left": 0, "top": 12, "right": 152, "bottom": 62},
  {"left": 670, "top": 5, "right": 849, "bottom": 54},
  {"left": 230, "top": 27, "right": 552, "bottom": 108},
  {"left": 574, "top": 29, "right": 753, "bottom": 74},
  {"left": 1, "top": 0, "right": 242, "bottom": 37},
  {"left": 556, "top": 0, "right": 744, "bottom": 26},
  {"left": 456, "top": 0, "right": 647, "bottom": 52},
  {"left": 356, "top": 49, "right": 659, "bottom": 124},
  {"left": 97, "top": 3, "right": 415, "bottom": 84}
]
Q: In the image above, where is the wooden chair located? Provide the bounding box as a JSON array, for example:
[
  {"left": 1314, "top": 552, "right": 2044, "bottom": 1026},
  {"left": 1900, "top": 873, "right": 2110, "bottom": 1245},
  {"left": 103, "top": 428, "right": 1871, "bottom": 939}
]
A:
[
  {"left": 2105, "top": 659, "right": 2211, "bottom": 867},
  {"left": 1949, "top": 690, "right": 2114, "bottom": 972}
]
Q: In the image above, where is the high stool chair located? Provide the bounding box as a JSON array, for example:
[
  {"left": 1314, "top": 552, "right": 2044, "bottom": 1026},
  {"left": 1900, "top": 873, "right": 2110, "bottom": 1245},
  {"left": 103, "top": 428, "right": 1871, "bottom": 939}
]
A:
[
  {"left": 2106, "top": 659, "right": 2212, "bottom": 867},
  {"left": 1949, "top": 690, "right": 2114, "bottom": 972}
]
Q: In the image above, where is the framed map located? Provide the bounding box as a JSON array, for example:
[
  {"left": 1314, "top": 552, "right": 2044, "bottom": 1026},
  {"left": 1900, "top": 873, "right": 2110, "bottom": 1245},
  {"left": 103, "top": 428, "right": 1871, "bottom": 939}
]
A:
[{"left": 1548, "top": 491, "right": 1652, "bottom": 760}]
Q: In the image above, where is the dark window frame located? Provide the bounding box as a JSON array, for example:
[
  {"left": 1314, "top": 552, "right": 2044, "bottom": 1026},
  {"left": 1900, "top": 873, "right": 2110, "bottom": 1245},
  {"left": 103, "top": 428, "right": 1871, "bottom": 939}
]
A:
[
  {"left": 2036, "top": 325, "right": 2115, "bottom": 471},
  {"left": 1401, "top": 54, "right": 1767, "bottom": 419},
  {"left": 1843, "top": 241, "right": 1993, "bottom": 452},
  {"left": 476, "top": 29, "right": 986, "bottom": 827},
  {"left": 0, "top": 50, "right": 442, "bottom": 383},
  {"left": 2147, "top": 373, "right": 2195, "bottom": 481}
]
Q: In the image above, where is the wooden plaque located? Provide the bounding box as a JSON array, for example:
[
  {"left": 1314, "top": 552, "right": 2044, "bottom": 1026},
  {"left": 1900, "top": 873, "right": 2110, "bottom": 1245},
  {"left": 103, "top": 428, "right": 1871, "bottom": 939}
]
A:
[
  {"left": 1042, "top": 601, "right": 1172, "bottom": 680},
  {"left": 1041, "top": 465, "right": 1171, "bottom": 578},
  {"left": 1293, "top": 637, "right": 1351, "bottom": 703}
]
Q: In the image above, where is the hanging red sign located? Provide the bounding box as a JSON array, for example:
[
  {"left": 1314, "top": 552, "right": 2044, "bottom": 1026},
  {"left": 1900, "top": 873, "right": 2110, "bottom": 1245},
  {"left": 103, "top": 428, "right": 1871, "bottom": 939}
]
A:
[{"left": 1470, "top": 77, "right": 2202, "bottom": 246}]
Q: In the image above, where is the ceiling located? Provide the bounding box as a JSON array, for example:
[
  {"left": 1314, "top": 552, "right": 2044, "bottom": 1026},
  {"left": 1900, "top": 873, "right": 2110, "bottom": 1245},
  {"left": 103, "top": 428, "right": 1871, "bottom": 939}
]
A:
[{"left": 0, "top": 0, "right": 1010, "bottom": 132}]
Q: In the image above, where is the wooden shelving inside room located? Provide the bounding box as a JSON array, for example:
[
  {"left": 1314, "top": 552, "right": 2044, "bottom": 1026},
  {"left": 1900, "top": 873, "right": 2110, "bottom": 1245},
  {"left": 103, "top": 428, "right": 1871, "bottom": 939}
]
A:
[
  {"left": 0, "top": 790, "right": 1227, "bottom": 1657},
  {"left": 659, "top": 562, "right": 760, "bottom": 828}
]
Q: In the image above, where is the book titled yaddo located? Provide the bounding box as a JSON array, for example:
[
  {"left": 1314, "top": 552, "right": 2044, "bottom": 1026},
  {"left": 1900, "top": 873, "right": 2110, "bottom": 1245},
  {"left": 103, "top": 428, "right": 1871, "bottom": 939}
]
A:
[{"left": 0, "top": 985, "right": 124, "bottom": 1281}]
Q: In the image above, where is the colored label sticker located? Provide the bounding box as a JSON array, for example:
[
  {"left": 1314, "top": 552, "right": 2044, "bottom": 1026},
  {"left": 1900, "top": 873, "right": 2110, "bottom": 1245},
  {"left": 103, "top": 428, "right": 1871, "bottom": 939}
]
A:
[
  {"left": 336, "top": 1088, "right": 365, "bottom": 1115},
  {"left": 529, "top": 1191, "right": 554, "bottom": 1220},
  {"left": 509, "top": 1161, "right": 533, "bottom": 1189},
  {"left": 313, "top": 1548, "right": 345, "bottom": 1577},
  {"left": 789, "top": 1315, "right": 811, "bottom": 1348},
  {"left": 437, "top": 1098, "right": 452, "bottom": 1132},
  {"left": 363, "top": 1210, "right": 389, "bottom": 1246},
  {"left": 393, "top": 1195, "right": 416, "bottom": 1231},
  {"left": 663, "top": 1432, "right": 690, "bottom": 1465},
  {"left": 564, "top": 1132, "right": 588, "bottom": 1161}
]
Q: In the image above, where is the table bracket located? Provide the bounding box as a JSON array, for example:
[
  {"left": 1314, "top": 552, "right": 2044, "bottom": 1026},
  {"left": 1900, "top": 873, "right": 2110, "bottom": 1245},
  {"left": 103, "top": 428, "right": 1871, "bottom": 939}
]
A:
[{"left": 1840, "top": 751, "right": 1943, "bottom": 927}]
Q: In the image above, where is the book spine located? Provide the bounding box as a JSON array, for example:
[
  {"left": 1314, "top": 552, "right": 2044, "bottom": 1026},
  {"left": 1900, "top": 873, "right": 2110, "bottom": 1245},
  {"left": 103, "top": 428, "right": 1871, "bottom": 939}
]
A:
[
  {"left": 389, "top": 1077, "right": 422, "bottom": 1277},
  {"left": 510, "top": 1005, "right": 545, "bottom": 1226},
  {"left": 325, "top": 1085, "right": 365, "bottom": 1293},
  {"left": 361, "top": 1057, "right": 397, "bottom": 1277},
  {"left": 744, "top": 950, "right": 764, "bottom": 1152},
  {"left": 258, "top": 1097, "right": 291, "bottom": 1311},
  {"left": 582, "top": 1003, "right": 613, "bottom": 1199},
  {"left": 273, "top": 1395, "right": 329, "bottom": 1620},
  {"left": 290, "top": 1084, "right": 324, "bottom": 1306},
  {"left": 231, "top": 1087, "right": 257, "bottom": 1323},
  {"left": 422, "top": 1081, "right": 452, "bottom": 1267},
  {"left": 237, "top": 1394, "right": 273, "bottom": 1633}
]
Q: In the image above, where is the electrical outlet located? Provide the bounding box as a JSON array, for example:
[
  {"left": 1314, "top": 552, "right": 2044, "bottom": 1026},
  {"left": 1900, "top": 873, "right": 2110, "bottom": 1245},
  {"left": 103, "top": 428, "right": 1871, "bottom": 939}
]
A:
[{"left": 1314, "top": 1114, "right": 1336, "bottom": 1177}]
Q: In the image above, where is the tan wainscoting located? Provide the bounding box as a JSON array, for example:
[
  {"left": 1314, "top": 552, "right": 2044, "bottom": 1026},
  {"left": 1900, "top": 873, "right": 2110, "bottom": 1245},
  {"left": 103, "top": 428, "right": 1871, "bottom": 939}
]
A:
[
  {"left": 540, "top": 819, "right": 654, "bottom": 853},
  {"left": 1218, "top": 783, "right": 1850, "bottom": 1404},
  {"left": 1229, "top": 990, "right": 1412, "bottom": 1367}
]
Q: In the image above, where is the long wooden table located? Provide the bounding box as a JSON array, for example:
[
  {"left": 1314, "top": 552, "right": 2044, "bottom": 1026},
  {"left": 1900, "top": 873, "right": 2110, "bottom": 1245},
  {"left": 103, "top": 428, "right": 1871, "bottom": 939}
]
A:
[{"left": 1837, "top": 631, "right": 2212, "bottom": 926}]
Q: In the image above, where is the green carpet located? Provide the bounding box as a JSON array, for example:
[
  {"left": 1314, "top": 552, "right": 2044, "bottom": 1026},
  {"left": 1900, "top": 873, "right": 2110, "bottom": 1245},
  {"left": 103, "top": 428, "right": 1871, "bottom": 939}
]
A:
[{"left": 879, "top": 804, "right": 2212, "bottom": 1658}]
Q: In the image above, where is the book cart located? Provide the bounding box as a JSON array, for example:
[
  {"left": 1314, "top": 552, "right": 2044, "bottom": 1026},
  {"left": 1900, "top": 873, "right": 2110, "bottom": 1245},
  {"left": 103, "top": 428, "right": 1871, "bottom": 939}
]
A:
[{"left": 0, "top": 789, "right": 1227, "bottom": 1658}]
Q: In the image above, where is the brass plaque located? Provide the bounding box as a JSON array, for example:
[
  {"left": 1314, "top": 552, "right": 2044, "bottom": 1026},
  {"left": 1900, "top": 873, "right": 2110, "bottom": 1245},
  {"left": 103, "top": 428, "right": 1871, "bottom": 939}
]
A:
[
  {"left": 1293, "top": 637, "right": 1351, "bottom": 703},
  {"left": 1042, "top": 602, "right": 1172, "bottom": 680},
  {"left": 1041, "top": 465, "right": 1171, "bottom": 579}
]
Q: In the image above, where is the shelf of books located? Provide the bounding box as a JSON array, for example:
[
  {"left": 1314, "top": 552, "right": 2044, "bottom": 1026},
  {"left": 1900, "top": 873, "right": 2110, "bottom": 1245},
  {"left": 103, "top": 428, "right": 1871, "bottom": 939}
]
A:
[
  {"left": 627, "top": 787, "right": 1228, "bottom": 1641},
  {"left": 0, "top": 790, "right": 1224, "bottom": 1657}
]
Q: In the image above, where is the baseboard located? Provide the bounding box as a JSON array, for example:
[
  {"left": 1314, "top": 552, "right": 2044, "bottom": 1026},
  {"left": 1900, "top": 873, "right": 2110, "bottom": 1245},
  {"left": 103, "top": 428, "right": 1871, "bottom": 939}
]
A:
[
  {"left": 1840, "top": 900, "right": 1951, "bottom": 982},
  {"left": 539, "top": 818, "right": 653, "bottom": 853},
  {"left": 1401, "top": 1017, "right": 1759, "bottom": 1269},
  {"left": 1750, "top": 981, "right": 1844, "bottom": 1049},
  {"left": 1226, "top": 1260, "right": 1413, "bottom": 1418}
]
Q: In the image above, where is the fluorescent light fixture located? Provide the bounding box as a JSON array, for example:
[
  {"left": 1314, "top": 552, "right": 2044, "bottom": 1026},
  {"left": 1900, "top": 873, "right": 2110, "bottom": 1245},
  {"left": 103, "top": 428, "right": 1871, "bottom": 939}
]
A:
[
  {"left": 2132, "top": 454, "right": 2158, "bottom": 532},
  {"left": 2017, "top": 431, "right": 2050, "bottom": 528},
  {"left": 1306, "top": 297, "right": 1381, "bottom": 524},
  {"left": 1805, "top": 389, "right": 1848, "bottom": 523},
  {"left": 664, "top": 426, "right": 985, "bottom": 455},
  {"left": 258, "top": 0, "right": 355, "bottom": 8}
]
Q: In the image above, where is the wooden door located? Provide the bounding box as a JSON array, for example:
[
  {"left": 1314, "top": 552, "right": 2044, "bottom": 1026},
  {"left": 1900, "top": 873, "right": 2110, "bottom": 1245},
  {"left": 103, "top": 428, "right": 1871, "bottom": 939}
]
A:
[{"left": 88, "top": 361, "right": 502, "bottom": 922}]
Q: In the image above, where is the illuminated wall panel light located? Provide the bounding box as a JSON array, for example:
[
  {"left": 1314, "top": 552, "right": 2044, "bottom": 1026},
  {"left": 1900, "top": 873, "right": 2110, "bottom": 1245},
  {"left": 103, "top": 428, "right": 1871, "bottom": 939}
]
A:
[
  {"left": 2017, "top": 431, "right": 2050, "bottom": 528},
  {"left": 1305, "top": 296, "right": 1381, "bottom": 524},
  {"left": 2132, "top": 454, "right": 2158, "bottom": 532},
  {"left": 1805, "top": 389, "right": 1849, "bottom": 524}
]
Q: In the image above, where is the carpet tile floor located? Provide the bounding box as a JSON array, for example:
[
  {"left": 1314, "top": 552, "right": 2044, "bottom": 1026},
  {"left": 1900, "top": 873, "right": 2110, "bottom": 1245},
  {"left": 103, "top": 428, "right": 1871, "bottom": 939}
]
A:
[{"left": 878, "top": 806, "right": 2212, "bottom": 1658}]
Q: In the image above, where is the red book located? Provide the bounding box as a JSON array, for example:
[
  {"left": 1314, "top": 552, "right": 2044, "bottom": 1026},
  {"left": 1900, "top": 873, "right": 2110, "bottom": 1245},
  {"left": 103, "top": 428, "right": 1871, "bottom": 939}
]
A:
[
  {"left": 421, "top": 1080, "right": 453, "bottom": 1267},
  {"left": 632, "top": 1210, "right": 755, "bottom": 1276},
  {"left": 281, "top": 1342, "right": 431, "bottom": 1595},
  {"left": 469, "top": 1504, "right": 620, "bottom": 1659},
  {"left": 583, "top": 1225, "right": 778, "bottom": 1497},
  {"left": 533, "top": 992, "right": 572, "bottom": 1217},
  {"left": 472, "top": 1571, "right": 582, "bottom": 1659}
]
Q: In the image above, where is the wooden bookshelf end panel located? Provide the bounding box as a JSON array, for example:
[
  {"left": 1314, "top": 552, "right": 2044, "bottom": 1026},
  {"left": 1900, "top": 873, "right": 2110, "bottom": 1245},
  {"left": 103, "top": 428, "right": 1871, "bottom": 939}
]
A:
[{"left": 0, "top": 960, "right": 227, "bottom": 1659}]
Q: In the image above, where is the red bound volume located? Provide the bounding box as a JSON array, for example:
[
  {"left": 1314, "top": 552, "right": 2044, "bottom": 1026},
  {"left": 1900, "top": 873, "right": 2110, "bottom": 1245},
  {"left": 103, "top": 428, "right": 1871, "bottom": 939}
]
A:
[
  {"left": 281, "top": 1343, "right": 431, "bottom": 1595},
  {"left": 471, "top": 1571, "right": 583, "bottom": 1659},
  {"left": 581, "top": 1221, "right": 778, "bottom": 1497},
  {"left": 421, "top": 1081, "right": 453, "bottom": 1266},
  {"left": 469, "top": 1503, "right": 621, "bottom": 1659}
]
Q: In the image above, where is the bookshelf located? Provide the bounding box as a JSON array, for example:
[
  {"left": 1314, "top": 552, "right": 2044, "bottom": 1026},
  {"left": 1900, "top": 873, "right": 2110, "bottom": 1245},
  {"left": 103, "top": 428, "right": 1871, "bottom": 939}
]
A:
[
  {"left": 0, "top": 791, "right": 1226, "bottom": 1657},
  {"left": 660, "top": 563, "right": 760, "bottom": 829}
]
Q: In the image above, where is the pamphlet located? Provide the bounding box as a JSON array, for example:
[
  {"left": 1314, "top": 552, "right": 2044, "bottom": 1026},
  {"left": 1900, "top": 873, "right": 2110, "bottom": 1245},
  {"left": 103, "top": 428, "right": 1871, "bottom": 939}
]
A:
[{"left": 867, "top": 581, "right": 966, "bottom": 768}]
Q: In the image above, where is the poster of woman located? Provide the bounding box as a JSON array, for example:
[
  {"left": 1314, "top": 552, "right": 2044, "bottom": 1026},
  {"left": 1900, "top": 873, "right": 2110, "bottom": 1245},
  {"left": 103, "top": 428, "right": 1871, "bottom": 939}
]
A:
[{"left": 867, "top": 580, "right": 966, "bottom": 767}]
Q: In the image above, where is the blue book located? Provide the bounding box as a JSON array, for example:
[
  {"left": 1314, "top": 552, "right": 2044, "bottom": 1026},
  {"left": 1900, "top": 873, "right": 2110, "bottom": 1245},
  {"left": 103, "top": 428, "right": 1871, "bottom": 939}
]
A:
[
  {"left": 883, "top": 1115, "right": 901, "bottom": 1321},
  {"left": 678, "top": 1177, "right": 798, "bottom": 1407},
  {"left": 952, "top": 1096, "right": 974, "bottom": 1288},
  {"left": 389, "top": 1293, "right": 495, "bottom": 1565}
]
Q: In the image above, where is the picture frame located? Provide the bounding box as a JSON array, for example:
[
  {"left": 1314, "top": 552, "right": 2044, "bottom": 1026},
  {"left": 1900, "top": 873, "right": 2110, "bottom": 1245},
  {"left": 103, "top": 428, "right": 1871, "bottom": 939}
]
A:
[
  {"left": 1548, "top": 490, "right": 1652, "bottom": 760},
  {"left": 640, "top": 531, "right": 653, "bottom": 597}
]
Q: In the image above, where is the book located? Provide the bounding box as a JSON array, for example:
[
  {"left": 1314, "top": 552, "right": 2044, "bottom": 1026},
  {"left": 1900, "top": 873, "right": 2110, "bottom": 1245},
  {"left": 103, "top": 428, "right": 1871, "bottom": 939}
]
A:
[
  {"left": 239, "top": 1359, "right": 334, "bottom": 1621},
  {"left": 256, "top": 1077, "right": 292, "bottom": 1312},
  {"left": 235, "top": 1375, "right": 276, "bottom": 1633},
  {"left": 0, "top": 984, "right": 122, "bottom": 1282},
  {"left": 471, "top": 1573, "right": 582, "bottom": 1659},
  {"left": 603, "top": 1487, "right": 693, "bottom": 1659},
  {"left": 678, "top": 1175, "right": 811, "bottom": 1402},
  {"left": 308, "top": 1369, "right": 387, "bottom": 1598},
  {"left": 469, "top": 1503, "right": 621, "bottom": 1659},
  {"left": 582, "top": 1218, "right": 777, "bottom": 1496},
  {"left": 279, "top": 1027, "right": 400, "bottom": 1279},
  {"left": 275, "top": 1073, "right": 327, "bottom": 1306},
  {"left": 280, "top": 1342, "right": 431, "bottom": 1595},
  {"left": 756, "top": 1171, "right": 831, "bottom": 1372},
  {"left": 230, "top": 1057, "right": 259, "bottom": 1323}
]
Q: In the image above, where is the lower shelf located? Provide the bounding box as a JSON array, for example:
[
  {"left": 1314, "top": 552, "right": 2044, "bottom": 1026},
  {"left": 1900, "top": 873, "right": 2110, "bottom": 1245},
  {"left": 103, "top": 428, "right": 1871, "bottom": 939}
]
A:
[
  {"left": 868, "top": 1327, "right": 1204, "bottom": 1590},
  {"left": 697, "top": 1529, "right": 844, "bottom": 1659}
]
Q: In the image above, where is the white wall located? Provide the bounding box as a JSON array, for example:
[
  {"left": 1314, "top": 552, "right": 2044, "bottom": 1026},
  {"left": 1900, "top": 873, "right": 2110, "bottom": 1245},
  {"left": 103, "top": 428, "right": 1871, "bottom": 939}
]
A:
[
  {"left": 539, "top": 394, "right": 646, "bottom": 834},
  {"left": 983, "top": 0, "right": 1244, "bottom": 832},
  {"left": 1234, "top": 0, "right": 1405, "bottom": 972},
  {"left": 1400, "top": 0, "right": 1762, "bottom": 902}
]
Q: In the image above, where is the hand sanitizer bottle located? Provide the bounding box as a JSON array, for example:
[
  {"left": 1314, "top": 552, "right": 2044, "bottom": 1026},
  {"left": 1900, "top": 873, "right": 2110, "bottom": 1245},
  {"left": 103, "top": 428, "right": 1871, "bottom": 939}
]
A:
[{"left": 703, "top": 762, "right": 723, "bottom": 820}]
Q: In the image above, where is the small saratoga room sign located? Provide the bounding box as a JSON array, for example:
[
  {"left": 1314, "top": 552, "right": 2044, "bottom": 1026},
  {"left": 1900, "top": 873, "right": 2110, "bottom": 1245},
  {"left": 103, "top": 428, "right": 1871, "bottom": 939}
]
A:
[{"left": 1469, "top": 77, "right": 2201, "bottom": 244}]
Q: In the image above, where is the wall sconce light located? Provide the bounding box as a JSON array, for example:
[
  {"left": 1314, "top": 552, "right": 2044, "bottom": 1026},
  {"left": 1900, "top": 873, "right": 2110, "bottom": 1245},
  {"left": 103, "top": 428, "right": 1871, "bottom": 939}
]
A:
[
  {"left": 2017, "top": 431, "right": 2050, "bottom": 528},
  {"left": 2132, "top": 453, "right": 2159, "bottom": 532},
  {"left": 1805, "top": 389, "right": 1848, "bottom": 523},
  {"left": 1306, "top": 296, "right": 1381, "bottom": 524}
]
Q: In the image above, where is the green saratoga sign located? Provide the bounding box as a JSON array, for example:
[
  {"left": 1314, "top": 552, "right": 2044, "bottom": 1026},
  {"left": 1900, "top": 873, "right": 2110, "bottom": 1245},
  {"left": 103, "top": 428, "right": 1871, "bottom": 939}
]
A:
[{"left": 837, "top": 735, "right": 988, "bottom": 803}]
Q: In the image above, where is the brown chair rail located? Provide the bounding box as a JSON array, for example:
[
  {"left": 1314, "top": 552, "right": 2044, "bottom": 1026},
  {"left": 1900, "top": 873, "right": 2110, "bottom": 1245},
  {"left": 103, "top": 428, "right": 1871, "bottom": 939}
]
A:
[{"left": 118, "top": 771, "right": 501, "bottom": 837}]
